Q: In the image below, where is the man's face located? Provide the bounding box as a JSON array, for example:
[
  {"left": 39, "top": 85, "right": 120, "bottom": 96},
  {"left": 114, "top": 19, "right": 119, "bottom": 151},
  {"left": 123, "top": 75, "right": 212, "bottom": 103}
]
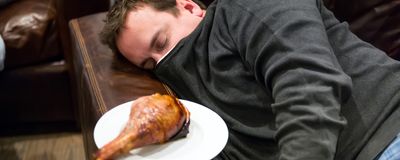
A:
[{"left": 116, "top": 1, "right": 205, "bottom": 70}]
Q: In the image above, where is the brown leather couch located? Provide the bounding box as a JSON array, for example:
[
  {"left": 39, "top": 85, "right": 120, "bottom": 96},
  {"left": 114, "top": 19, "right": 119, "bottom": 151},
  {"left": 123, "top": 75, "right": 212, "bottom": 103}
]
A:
[
  {"left": 68, "top": 0, "right": 399, "bottom": 159},
  {"left": 324, "top": 0, "right": 400, "bottom": 59},
  {"left": 0, "top": 0, "right": 110, "bottom": 135}
]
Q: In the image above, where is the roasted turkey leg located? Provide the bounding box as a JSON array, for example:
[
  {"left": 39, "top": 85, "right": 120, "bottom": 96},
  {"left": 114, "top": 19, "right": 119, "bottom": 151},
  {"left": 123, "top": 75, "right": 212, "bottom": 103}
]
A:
[{"left": 95, "top": 93, "right": 190, "bottom": 160}]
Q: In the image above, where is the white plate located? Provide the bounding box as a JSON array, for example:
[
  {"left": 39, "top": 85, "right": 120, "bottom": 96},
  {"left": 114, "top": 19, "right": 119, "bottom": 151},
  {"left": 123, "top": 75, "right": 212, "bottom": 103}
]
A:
[{"left": 93, "top": 99, "right": 229, "bottom": 160}]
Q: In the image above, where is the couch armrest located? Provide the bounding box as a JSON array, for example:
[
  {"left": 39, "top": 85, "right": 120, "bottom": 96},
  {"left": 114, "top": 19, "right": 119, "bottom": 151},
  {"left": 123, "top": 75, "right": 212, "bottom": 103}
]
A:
[
  {"left": 55, "top": 0, "right": 111, "bottom": 69},
  {"left": 68, "top": 12, "right": 170, "bottom": 159}
]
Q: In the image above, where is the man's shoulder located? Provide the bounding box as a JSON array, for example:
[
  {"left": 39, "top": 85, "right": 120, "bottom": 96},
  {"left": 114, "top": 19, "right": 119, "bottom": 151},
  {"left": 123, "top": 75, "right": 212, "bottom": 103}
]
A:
[
  {"left": 216, "top": 0, "right": 261, "bottom": 8},
  {"left": 214, "top": 0, "right": 286, "bottom": 15},
  {"left": 212, "top": 0, "right": 266, "bottom": 15}
]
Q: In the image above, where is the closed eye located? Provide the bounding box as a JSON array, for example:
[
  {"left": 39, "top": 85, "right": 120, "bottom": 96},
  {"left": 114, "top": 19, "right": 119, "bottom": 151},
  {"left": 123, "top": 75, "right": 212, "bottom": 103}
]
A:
[{"left": 155, "top": 34, "right": 168, "bottom": 51}]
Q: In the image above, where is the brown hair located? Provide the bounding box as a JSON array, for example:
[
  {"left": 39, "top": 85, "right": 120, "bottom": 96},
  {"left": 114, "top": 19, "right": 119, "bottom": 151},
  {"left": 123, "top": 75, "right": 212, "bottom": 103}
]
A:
[{"left": 99, "top": 0, "right": 206, "bottom": 54}]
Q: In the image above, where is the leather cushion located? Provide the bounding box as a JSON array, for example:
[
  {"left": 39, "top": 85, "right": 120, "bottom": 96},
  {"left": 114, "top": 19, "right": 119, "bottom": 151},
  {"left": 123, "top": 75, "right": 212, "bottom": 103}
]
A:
[
  {"left": 0, "top": 60, "right": 74, "bottom": 125},
  {"left": 0, "top": 0, "right": 62, "bottom": 69},
  {"left": 324, "top": 0, "right": 400, "bottom": 60}
]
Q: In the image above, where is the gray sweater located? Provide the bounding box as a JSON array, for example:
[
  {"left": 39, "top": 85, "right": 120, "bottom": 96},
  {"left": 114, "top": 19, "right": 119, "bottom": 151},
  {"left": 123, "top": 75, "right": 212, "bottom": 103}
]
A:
[{"left": 154, "top": 0, "right": 400, "bottom": 159}]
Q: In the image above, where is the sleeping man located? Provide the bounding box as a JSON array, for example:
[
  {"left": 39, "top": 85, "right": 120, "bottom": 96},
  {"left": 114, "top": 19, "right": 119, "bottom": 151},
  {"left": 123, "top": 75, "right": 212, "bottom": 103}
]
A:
[{"left": 100, "top": 0, "right": 400, "bottom": 159}]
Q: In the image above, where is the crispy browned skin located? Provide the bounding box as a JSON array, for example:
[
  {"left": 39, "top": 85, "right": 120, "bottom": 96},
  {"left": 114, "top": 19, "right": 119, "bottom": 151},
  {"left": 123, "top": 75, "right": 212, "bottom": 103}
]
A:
[{"left": 95, "top": 93, "right": 190, "bottom": 160}]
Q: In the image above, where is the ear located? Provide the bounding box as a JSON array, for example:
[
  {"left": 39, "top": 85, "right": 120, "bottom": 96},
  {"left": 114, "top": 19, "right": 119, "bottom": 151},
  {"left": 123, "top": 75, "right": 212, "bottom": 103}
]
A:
[{"left": 176, "top": 0, "right": 205, "bottom": 17}]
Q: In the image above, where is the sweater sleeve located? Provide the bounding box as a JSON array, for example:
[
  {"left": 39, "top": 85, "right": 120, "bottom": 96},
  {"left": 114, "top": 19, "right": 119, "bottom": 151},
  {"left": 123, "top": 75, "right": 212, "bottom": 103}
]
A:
[{"left": 227, "top": 0, "right": 352, "bottom": 159}]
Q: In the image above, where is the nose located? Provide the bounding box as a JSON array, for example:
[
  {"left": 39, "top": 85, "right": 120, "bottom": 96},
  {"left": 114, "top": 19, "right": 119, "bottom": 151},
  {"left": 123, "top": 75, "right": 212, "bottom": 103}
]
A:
[
  {"left": 153, "top": 45, "right": 176, "bottom": 64},
  {"left": 151, "top": 53, "right": 164, "bottom": 64},
  {"left": 141, "top": 52, "right": 164, "bottom": 70}
]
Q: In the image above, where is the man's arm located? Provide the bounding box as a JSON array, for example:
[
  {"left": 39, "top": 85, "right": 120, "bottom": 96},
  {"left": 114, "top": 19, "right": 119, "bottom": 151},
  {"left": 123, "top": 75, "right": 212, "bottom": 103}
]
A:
[{"left": 227, "top": 0, "right": 352, "bottom": 159}]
